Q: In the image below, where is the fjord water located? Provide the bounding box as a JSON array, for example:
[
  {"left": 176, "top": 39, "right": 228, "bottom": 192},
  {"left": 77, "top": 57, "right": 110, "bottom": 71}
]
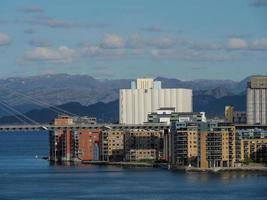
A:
[{"left": 0, "top": 133, "right": 267, "bottom": 200}]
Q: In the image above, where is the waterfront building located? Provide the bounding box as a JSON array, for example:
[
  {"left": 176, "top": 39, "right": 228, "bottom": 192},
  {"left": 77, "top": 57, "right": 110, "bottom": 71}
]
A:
[
  {"left": 198, "top": 124, "right": 236, "bottom": 168},
  {"left": 170, "top": 123, "right": 199, "bottom": 167},
  {"left": 236, "top": 128, "right": 267, "bottom": 163},
  {"left": 119, "top": 78, "right": 192, "bottom": 124},
  {"left": 126, "top": 149, "right": 157, "bottom": 161},
  {"left": 124, "top": 129, "right": 163, "bottom": 161},
  {"left": 107, "top": 130, "right": 124, "bottom": 161},
  {"left": 247, "top": 76, "right": 267, "bottom": 125},
  {"left": 49, "top": 115, "right": 72, "bottom": 161},
  {"left": 240, "top": 138, "right": 267, "bottom": 163},
  {"left": 169, "top": 121, "right": 236, "bottom": 168},
  {"left": 49, "top": 115, "right": 100, "bottom": 162},
  {"left": 75, "top": 129, "right": 100, "bottom": 161}
]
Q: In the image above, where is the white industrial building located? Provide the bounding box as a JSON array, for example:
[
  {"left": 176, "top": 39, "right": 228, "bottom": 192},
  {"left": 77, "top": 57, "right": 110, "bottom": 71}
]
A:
[
  {"left": 247, "top": 76, "right": 267, "bottom": 125},
  {"left": 119, "top": 78, "right": 193, "bottom": 124}
]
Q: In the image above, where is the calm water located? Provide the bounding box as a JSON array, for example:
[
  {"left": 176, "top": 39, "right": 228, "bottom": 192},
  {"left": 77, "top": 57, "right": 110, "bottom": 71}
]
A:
[{"left": 0, "top": 132, "right": 267, "bottom": 200}]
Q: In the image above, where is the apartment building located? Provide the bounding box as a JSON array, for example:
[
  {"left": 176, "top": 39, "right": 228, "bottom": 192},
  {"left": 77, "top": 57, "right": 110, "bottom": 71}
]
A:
[
  {"left": 169, "top": 121, "right": 236, "bottom": 168},
  {"left": 124, "top": 130, "right": 163, "bottom": 161},
  {"left": 240, "top": 138, "right": 267, "bottom": 163},
  {"left": 49, "top": 115, "right": 100, "bottom": 162}
]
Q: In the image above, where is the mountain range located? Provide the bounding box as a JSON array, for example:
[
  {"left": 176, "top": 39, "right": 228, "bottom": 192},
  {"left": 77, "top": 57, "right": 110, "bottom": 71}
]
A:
[{"left": 0, "top": 73, "right": 249, "bottom": 124}]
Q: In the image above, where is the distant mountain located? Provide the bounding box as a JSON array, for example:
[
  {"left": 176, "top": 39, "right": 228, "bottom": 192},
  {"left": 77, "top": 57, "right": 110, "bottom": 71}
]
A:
[
  {"left": 155, "top": 76, "right": 249, "bottom": 93},
  {"left": 0, "top": 73, "right": 131, "bottom": 107},
  {"left": 193, "top": 87, "right": 234, "bottom": 99},
  {"left": 0, "top": 74, "right": 249, "bottom": 109},
  {"left": 0, "top": 93, "right": 246, "bottom": 124},
  {"left": 0, "top": 73, "right": 251, "bottom": 121},
  {"left": 193, "top": 94, "right": 246, "bottom": 116},
  {"left": 0, "top": 100, "right": 119, "bottom": 124}
]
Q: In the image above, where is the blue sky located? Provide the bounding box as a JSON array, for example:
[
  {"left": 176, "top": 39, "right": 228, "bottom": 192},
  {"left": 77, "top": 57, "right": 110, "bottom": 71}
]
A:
[{"left": 0, "top": 0, "right": 267, "bottom": 80}]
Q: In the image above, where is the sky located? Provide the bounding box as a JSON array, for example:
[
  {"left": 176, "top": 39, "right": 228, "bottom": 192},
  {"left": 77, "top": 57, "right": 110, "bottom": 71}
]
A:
[{"left": 0, "top": 0, "right": 267, "bottom": 81}]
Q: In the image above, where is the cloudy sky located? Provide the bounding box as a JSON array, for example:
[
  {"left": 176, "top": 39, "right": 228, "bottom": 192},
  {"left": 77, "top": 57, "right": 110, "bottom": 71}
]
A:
[{"left": 0, "top": 0, "right": 267, "bottom": 80}]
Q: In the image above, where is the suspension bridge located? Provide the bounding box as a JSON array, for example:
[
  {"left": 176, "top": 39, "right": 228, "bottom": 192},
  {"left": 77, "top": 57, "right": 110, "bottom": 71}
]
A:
[{"left": 0, "top": 85, "right": 170, "bottom": 132}]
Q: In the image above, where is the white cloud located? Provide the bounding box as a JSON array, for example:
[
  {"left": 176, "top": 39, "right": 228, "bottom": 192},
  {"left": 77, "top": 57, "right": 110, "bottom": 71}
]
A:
[
  {"left": 251, "top": 38, "right": 267, "bottom": 50},
  {"left": 21, "top": 46, "right": 76, "bottom": 63},
  {"left": 0, "top": 33, "right": 11, "bottom": 46},
  {"left": 100, "top": 34, "right": 124, "bottom": 49},
  {"left": 227, "top": 38, "right": 247, "bottom": 49}
]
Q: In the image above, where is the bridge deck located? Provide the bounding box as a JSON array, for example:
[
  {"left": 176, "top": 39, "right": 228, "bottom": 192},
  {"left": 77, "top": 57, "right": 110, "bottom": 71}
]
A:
[
  {"left": 0, "top": 124, "right": 266, "bottom": 132},
  {"left": 0, "top": 123, "right": 170, "bottom": 132}
]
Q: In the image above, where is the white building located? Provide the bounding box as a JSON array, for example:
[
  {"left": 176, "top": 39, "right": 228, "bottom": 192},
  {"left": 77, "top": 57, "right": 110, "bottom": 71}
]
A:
[
  {"left": 119, "top": 78, "right": 193, "bottom": 124},
  {"left": 147, "top": 108, "right": 206, "bottom": 125},
  {"left": 247, "top": 76, "right": 267, "bottom": 125}
]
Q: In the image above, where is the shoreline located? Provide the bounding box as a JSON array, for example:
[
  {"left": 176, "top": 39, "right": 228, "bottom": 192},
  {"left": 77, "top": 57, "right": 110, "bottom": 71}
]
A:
[
  {"left": 81, "top": 160, "right": 156, "bottom": 167},
  {"left": 47, "top": 158, "right": 267, "bottom": 172},
  {"left": 80, "top": 161, "right": 267, "bottom": 172}
]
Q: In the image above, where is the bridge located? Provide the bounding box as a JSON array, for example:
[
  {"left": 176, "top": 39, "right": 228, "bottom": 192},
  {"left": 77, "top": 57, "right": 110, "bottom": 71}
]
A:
[
  {"left": 0, "top": 123, "right": 170, "bottom": 132},
  {"left": 1, "top": 123, "right": 267, "bottom": 132}
]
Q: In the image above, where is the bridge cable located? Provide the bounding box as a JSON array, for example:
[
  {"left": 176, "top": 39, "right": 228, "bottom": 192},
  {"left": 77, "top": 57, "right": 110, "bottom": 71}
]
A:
[
  {"left": 0, "top": 101, "right": 30, "bottom": 125},
  {"left": 0, "top": 86, "right": 79, "bottom": 117},
  {"left": 0, "top": 101, "right": 40, "bottom": 125}
]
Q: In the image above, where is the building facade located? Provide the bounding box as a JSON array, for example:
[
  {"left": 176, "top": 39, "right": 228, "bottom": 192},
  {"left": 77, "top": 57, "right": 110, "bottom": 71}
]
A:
[
  {"left": 119, "top": 78, "right": 193, "bottom": 124},
  {"left": 247, "top": 76, "right": 267, "bottom": 125},
  {"left": 124, "top": 129, "right": 163, "bottom": 161},
  {"left": 169, "top": 121, "right": 236, "bottom": 168},
  {"left": 49, "top": 115, "right": 100, "bottom": 162},
  {"left": 147, "top": 108, "right": 206, "bottom": 125},
  {"left": 240, "top": 139, "right": 267, "bottom": 163}
]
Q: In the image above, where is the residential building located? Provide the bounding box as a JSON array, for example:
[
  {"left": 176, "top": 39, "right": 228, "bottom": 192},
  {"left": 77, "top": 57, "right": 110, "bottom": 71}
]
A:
[
  {"left": 127, "top": 149, "right": 157, "bottom": 161},
  {"left": 240, "top": 139, "right": 267, "bottom": 163},
  {"left": 124, "top": 129, "right": 163, "bottom": 161},
  {"left": 169, "top": 121, "right": 236, "bottom": 168},
  {"left": 49, "top": 115, "right": 100, "bottom": 162},
  {"left": 119, "top": 78, "right": 192, "bottom": 124},
  {"left": 107, "top": 130, "right": 124, "bottom": 161}
]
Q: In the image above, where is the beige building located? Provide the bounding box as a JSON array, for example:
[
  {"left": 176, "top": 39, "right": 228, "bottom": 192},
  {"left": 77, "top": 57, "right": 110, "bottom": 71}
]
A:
[
  {"left": 240, "top": 138, "right": 267, "bottom": 163},
  {"left": 107, "top": 130, "right": 124, "bottom": 161},
  {"left": 198, "top": 125, "right": 236, "bottom": 168},
  {"left": 170, "top": 122, "right": 237, "bottom": 168},
  {"left": 225, "top": 106, "right": 234, "bottom": 123},
  {"left": 127, "top": 149, "right": 157, "bottom": 161}
]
